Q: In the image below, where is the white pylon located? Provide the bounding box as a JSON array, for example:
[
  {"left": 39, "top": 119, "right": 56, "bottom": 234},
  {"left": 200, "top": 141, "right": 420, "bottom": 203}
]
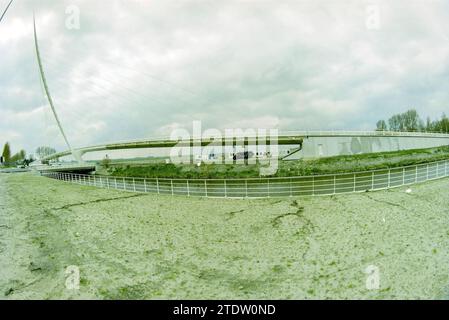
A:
[{"left": 33, "top": 14, "right": 82, "bottom": 163}]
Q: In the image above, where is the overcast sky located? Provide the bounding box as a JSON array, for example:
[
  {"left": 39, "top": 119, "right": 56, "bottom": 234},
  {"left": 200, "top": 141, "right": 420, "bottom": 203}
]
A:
[{"left": 1, "top": 0, "right": 449, "bottom": 155}]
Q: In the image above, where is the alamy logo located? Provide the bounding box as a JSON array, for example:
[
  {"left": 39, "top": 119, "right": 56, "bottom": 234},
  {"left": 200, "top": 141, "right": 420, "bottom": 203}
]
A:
[
  {"left": 365, "top": 265, "right": 380, "bottom": 290},
  {"left": 65, "top": 265, "right": 80, "bottom": 290},
  {"left": 65, "top": 5, "right": 80, "bottom": 30},
  {"left": 169, "top": 121, "right": 279, "bottom": 175},
  {"left": 365, "top": 5, "right": 381, "bottom": 30}
]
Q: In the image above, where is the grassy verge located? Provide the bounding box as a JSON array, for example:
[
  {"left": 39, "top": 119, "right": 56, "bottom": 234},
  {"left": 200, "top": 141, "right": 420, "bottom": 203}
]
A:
[{"left": 101, "top": 146, "right": 449, "bottom": 179}]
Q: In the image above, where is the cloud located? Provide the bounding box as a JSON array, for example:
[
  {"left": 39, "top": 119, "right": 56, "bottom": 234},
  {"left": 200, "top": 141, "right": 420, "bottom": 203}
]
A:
[{"left": 1, "top": 0, "right": 449, "bottom": 156}]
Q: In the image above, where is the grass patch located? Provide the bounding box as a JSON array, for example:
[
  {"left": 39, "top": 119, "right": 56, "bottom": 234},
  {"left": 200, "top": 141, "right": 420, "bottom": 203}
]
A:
[{"left": 101, "top": 146, "right": 449, "bottom": 179}]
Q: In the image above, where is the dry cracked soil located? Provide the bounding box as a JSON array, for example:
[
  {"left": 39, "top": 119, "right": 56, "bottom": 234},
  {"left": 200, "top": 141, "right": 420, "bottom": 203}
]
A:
[{"left": 1, "top": 172, "right": 449, "bottom": 299}]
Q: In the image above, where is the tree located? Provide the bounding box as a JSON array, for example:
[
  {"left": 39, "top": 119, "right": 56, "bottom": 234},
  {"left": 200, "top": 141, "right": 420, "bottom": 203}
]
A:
[
  {"left": 101, "top": 154, "right": 111, "bottom": 169},
  {"left": 388, "top": 114, "right": 402, "bottom": 131},
  {"left": 425, "top": 117, "right": 433, "bottom": 132},
  {"left": 376, "top": 120, "right": 387, "bottom": 131},
  {"left": 35, "top": 146, "right": 57, "bottom": 160},
  {"left": 383, "top": 109, "right": 423, "bottom": 132},
  {"left": 10, "top": 149, "right": 26, "bottom": 163},
  {"left": 2, "top": 142, "right": 11, "bottom": 163},
  {"left": 377, "top": 109, "right": 449, "bottom": 133},
  {"left": 439, "top": 114, "right": 449, "bottom": 133},
  {"left": 401, "top": 109, "right": 421, "bottom": 131}
]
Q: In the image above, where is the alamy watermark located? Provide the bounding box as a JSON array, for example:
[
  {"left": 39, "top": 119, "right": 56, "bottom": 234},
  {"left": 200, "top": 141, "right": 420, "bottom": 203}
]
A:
[
  {"left": 169, "top": 121, "right": 279, "bottom": 176},
  {"left": 365, "top": 4, "right": 381, "bottom": 30},
  {"left": 65, "top": 265, "right": 80, "bottom": 290},
  {"left": 365, "top": 265, "right": 380, "bottom": 290},
  {"left": 65, "top": 5, "right": 80, "bottom": 30}
]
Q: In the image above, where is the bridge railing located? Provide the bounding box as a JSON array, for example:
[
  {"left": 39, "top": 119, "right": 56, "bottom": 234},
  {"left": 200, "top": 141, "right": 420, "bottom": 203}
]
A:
[
  {"left": 41, "top": 159, "right": 449, "bottom": 198},
  {"left": 91, "top": 130, "right": 449, "bottom": 145}
]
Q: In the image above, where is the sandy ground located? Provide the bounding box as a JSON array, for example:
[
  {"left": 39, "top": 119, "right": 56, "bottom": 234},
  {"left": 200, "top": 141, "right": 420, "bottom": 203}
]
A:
[{"left": 1, "top": 172, "right": 449, "bottom": 299}]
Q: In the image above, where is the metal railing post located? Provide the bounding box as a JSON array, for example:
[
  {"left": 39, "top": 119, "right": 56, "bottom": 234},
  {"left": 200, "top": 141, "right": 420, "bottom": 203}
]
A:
[
  {"left": 334, "top": 175, "right": 337, "bottom": 194},
  {"left": 312, "top": 176, "right": 315, "bottom": 196},
  {"left": 388, "top": 169, "right": 391, "bottom": 188},
  {"left": 290, "top": 178, "right": 293, "bottom": 197},
  {"left": 415, "top": 165, "right": 418, "bottom": 183},
  {"left": 106, "top": 177, "right": 110, "bottom": 189},
  {"left": 353, "top": 173, "right": 356, "bottom": 192},
  {"left": 123, "top": 177, "right": 126, "bottom": 190},
  {"left": 187, "top": 180, "right": 190, "bottom": 196},
  {"left": 402, "top": 167, "right": 405, "bottom": 185},
  {"left": 205, "top": 180, "right": 208, "bottom": 197},
  {"left": 224, "top": 180, "right": 227, "bottom": 198},
  {"left": 133, "top": 178, "right": 136, "bottom": 192},
  {"left": 426, "top": 163, "right": 429, "bottom": 180},
  {"left": 245, "top": 180, "right": 248, "bottom": 198},
  {"left": 171, "top": 180, "right": 174, "bottom": 196},
  {"left": 144, "top": 179, "right": 147, "bottom": 193},
  {"left": 156, "top": 178, "right": 160, "bottom": 194},
  {"left": 371, "top": 171, "right": 374, "bottom": 190}
]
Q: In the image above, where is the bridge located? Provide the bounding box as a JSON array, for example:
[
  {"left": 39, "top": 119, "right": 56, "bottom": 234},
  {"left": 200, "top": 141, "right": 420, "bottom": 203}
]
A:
[
  {"left": 41, "top": 130, "right": 449, "bottom": 162},
  {"left": 33, "top": 163, "right": 96, "bottom": 174},
  {"left": 31, "top": 17, "right": 449, "bottom": 166}
]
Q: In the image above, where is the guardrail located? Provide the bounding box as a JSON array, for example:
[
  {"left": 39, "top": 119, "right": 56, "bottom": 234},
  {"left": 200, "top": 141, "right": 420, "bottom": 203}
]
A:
[{"left": 41, "top": 159, "right": 449, "bottom": 198}]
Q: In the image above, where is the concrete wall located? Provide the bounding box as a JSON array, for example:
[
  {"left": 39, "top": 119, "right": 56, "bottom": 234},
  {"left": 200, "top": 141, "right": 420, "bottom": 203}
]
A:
[{"left": 286, "top": 136, "right": 449, "bottom": 160}]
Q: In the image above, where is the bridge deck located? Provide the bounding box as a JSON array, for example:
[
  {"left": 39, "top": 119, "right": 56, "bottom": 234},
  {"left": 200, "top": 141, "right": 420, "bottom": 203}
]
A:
[
  {"left": 42, "top": 131, "right": 449, "bottom": 161},
  {"left": 34, "top": 164, "right": 96, "bottom": 173}
]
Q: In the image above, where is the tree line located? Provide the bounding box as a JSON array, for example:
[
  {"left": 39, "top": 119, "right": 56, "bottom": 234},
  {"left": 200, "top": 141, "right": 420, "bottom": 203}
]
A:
[
  {"left": 1, "top": 143, "right": 57, "bottom": 167},
  {"left": 376, "top": 109, "right": 449, "bottom": 133},
  {"left": 1, "top": 142, "right": 28, "bottom": 166}
]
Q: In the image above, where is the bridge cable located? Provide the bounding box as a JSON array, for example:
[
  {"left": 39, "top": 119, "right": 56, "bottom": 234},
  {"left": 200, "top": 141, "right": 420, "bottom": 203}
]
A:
[{"left": 0, "top": 0, "right": 13, "bottom": 23}]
